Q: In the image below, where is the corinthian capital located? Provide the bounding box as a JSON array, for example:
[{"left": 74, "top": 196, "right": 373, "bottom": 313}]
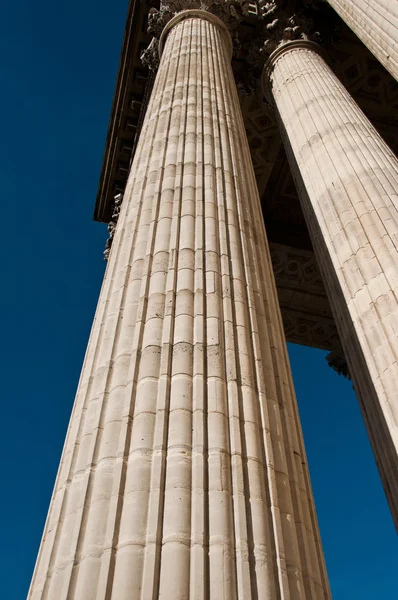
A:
[
  {"left": 141, "top": 37, "right": 160, "bottom": 71},
  {"left": 258, "top": 1, "right": 321, "bottom": 56},
  {"left": 239, "top": 0, "right": 335, "bottom": 94},
  {"left": 147, "top": 0, "right": 250, "bottom": 38}
]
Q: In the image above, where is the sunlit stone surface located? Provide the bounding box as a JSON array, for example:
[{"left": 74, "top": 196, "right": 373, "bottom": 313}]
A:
[
  {"left": 264, "top": 39, "right": 398, "bottom": 530},
  {"left": 28, "top": 0, "right": 398, "bottom": 598}
]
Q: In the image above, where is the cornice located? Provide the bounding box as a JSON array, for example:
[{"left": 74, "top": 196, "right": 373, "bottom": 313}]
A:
[{"left": 94, "top": 0, "right": 153, "bottom": 222}]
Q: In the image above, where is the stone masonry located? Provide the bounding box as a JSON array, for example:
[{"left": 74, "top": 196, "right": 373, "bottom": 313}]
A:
[{"left": 28, "top": 1, "right": 398, "bottom": 599}]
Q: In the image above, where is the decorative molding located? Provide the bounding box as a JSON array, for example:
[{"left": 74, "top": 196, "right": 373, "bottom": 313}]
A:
[{"left": 141, "top": 0, "right": 338, "bottom": 92}]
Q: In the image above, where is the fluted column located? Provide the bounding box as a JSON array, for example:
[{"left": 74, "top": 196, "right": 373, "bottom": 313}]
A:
[
  {"left": 326, "top": 0, "right": 398, "bottom": 82},
  {"left": 263, "top": 40, "right": 398, "bottom": 529},
  {"left": 29, "top": 12, "right": 330, "bottom": 600}
]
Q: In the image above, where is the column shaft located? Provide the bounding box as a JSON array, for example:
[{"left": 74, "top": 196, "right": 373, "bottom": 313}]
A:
[
  {"left": 29, "top": 15, "right": 330, "bottom": 600},
  {"left": 266, "top": 41, "right": 398, "bottom": 529},
  {"left": 327, "top": 0, "right": 398, "bottom": 82}
]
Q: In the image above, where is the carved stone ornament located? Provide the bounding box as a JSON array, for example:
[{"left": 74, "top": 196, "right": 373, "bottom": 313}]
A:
[
  {"left": 326, "top": 346, "right": 351, "bottom": 380},
  {"left": 238, "top": 0, "right": 321, "bottom": 80},
  {"left": 140, "top": 0, "right": 333, "bottom": 92},
  {"left": 147, "top": 0, "right": 250, "bottom": 38},
  {"left": 140, "top": 0, "right": 250, "bottom": 69},
  {"left": 104, "top": 193, "right": 123, "bottom": 261},
  {"left": 140, "top": 37, "right": 160, "bottom": 72},
  {"left": 258, "top": 1, "right": 321, "bottom": 57}
]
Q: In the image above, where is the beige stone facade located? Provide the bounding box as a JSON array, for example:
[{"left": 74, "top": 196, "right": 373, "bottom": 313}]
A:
[{"left": 29, "top": 1, "right": 398, "bottom": 598}]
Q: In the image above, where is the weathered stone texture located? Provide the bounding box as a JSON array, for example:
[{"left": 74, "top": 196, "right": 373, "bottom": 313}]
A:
[
  {"left": 326, "top": 0, "right": 398, "bottom": 82},
  {"left": 265, "top": 40, "right": 398, "bottom": 529},
  {"left": 28, "top": 13, "right": 330, "bottom": 600}
]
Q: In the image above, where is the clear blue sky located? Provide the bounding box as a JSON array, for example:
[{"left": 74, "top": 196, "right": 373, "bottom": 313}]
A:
[{"left": 0, "top": 1, "right": 396, "bottom": 598}]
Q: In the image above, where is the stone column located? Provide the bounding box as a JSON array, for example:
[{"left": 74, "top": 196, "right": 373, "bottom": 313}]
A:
[
  {"left": 326, "top": 0, "right": 398, "bottom": 83},
  {"left": 263, "top": 39, "right": 398, "bottom": 530},
  {"left": 28, "top": 10, "right": 331, "bottom": 600}
]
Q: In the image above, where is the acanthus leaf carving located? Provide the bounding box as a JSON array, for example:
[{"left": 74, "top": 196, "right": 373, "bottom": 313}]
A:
[
  {"left": 141, "top": 0, "right": 335, "bottom": 92},
  {"left": 237, "top": 1, "right": 327, "bottom": 94},
  {"left": 142, "top": 0, "right": 251, "bottom": 72},
  {"left": 258, "top": 1, "right": 321, "bottom": 58},
  {"left": 140, "top": 37, "right": 160, "bottom": 71},
  {"left": 147, "top": 0, "right": 250, "bottom": 39}
]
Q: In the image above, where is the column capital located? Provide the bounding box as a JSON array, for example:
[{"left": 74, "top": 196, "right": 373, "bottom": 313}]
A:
[
  {"left": 143, "top": 0, "right": 248, "bottom": 72},
  {"left": 143, "top": 0, "right": 337, "bottom": 94},
  {"left": 148, "top": 0, "right": 249, "bottom": 39},
  {"left": 158, "top": 9, "right": 233, "bottom": 59},
  {"left": 261, "top": 39, "right": 327, "bottom": 103},
  {"left": 258, "top": 1, "right": 321, "bottom": 57},
  {"left": 241, "top": 1, "right": 338, "bottom": 94}
]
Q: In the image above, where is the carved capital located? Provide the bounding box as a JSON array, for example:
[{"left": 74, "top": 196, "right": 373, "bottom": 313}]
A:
[
  {"left": 141, "top": 0, "right": 337, "bottom": 92},
  {"left": 142, "top": 0, "right": 249, "bottom": 70},
  {"left": 148, "top": 0, "right": 249, "bottom": 38},
  {"left": 259, "top": 2, "right": 321, "bottom": 57}
]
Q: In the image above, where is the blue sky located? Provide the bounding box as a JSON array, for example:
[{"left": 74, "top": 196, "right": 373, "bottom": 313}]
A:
[{"left": 0, "top": 1, "right": 396, "bottom": 598}]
